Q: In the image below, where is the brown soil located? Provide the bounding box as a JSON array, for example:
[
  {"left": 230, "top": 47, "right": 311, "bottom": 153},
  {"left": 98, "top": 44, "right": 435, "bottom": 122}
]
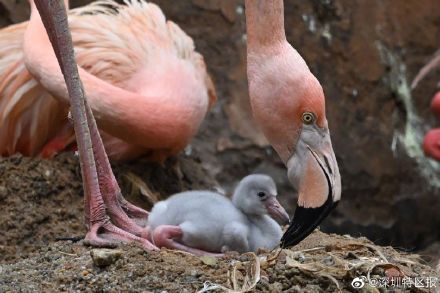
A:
[
  {"left": 0, "top": 153, "right": 217, "bottom": 263},
  {"left": 1, "top": 230, "right": 438, "bottom": 292},
  {"left": 0, "top": 154, "right": 438, "bottom": 292}
]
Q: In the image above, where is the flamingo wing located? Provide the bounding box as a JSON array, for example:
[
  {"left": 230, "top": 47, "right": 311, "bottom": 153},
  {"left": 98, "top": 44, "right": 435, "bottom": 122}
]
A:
[
  {"left": 0, "top": 0, "right": 215, "bottom": 159},
  {"left": 0, "top": 22, "right": 69, "bottom": 157}
]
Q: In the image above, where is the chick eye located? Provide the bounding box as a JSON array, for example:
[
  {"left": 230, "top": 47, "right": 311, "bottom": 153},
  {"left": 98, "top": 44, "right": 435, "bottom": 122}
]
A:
[
  {"left": 257, "top": 192, "right": 266, "bottom": 198},
  {"left": 301, "top": 112, "right": 316, "bottom": 125}
]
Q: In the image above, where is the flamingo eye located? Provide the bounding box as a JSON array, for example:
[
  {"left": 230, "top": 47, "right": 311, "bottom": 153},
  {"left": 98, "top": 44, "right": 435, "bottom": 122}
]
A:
[
  {"left": 301, "top": 112, "right": 316, "bottom": 125},
  {"left": 257, "top": 192, "right": 266, "bottom": 198}
]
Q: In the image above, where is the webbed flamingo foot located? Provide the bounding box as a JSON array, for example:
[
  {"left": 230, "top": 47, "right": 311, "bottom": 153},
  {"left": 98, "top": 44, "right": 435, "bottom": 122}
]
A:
[{"left": 84, "top": 221, "right": 157, "bottom": 250}]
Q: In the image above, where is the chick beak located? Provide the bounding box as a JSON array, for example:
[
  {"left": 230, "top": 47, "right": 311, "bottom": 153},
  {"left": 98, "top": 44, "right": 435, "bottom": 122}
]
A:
[{"left": 265, "top": 196, "right": 290, "bottom": 225}]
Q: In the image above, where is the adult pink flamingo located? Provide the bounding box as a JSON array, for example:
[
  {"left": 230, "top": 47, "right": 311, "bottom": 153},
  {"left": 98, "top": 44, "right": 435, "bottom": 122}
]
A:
[
  {"left": 423, "top": 92, "right": 440, "bottom": 160},
  {"left": 0, "top": 0, "right": 216, "bottom": 161},
  {"left": 245, "top": 0, "right": 341, "bottom": 247},
  {"left": 5, "top": 0, "right": 341, "bottom": 250},
  {"left": 412, "top": 51, "right": 440, "bottom": 161}
]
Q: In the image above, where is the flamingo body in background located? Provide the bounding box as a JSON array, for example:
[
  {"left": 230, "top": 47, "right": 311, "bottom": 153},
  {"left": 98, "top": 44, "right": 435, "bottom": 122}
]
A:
[
  {"left": 0, "top": 0, "right": 215, "bottom": 161},
  {"left": 423, "top": 92, "right": 440, "bottom": 160},
  {"left": 412, "top": 51, "right": 440, "bottom": 161}
]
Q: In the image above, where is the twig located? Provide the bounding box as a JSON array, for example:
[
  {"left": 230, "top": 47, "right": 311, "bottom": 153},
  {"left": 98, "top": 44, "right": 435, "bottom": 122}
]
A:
[
  {"left": 364, "top": 244, "right": 388, "bottom": 263},
  {"left": 293, "top": 246, "right": 326, "bottom": 254},
  {"left": 55, "top": 236, "right": 84, "bottom": 242},
  {"left": 366, "top": 262, "right": 405, "bottom": 284},
  {"left": 411, "top": 49, "right": 440, "bottom": 89},
  {"left": 318, "top": 272, "right": 341, "bottom": 291},
  {"left": 197, "top": 253, "right": 261, "bottom": 293},
  {"left": 58, "top": 251, "right": 78, "bottom": 256}
]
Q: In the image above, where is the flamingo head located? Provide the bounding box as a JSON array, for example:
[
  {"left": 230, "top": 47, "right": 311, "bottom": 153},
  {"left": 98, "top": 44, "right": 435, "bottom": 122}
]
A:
[{"left": 247, "top": 42, "right": 341, "bottom": 247}]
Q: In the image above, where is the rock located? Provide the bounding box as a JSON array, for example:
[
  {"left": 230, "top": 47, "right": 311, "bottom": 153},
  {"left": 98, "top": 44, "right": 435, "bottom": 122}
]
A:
[
  {"left": 90, "top": 249, "right": 123, "bottom": 267},
  {"left": 199, "top": 256, "right": 217, "bottom": 267},
  {"left": 322, "top": 255, "right": 335, "bottom": 266},
  {"left": 0, "top": 185, "right": 6, "bottom": 201}
]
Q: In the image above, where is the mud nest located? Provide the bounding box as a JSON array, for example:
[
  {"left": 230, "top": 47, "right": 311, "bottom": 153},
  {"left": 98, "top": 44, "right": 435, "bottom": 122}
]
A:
[
  {"left": 0, "top": 230, "right": 438, "bottom": 292},
  {"left": 0, "top": 155, "right": 438, "bottom": 292}
]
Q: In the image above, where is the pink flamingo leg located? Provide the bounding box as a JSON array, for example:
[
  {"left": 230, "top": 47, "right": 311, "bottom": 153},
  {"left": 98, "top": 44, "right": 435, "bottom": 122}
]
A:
[
  {"left": 85, "top": 105, "right": 150, "bottom": 229},
  {"left": 152, "top": 225, "right": 224, "bottom": 257},
  {"left": 34, "top": 0, "right": 156, "bottom": 250}
]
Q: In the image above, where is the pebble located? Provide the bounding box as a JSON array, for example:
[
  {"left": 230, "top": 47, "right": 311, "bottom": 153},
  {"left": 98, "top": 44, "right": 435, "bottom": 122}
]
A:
[
  {"left": 296, "top": 253, "right": 306, "bottom": 263},
  {"left": 322, "top": 255, "right": 334, "bottom": 266},
  {"left": 0, "top": 186, "right": 7, "bottom": 198},
  {"left": 90, "top": 249, "right": 123, "bottom": 267},
  {"left": 199, "top": 256, "right": 217, "bottom": 267}
]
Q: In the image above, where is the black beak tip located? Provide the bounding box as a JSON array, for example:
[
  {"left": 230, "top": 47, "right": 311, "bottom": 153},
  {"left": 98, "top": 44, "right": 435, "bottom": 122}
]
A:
[{"left": 280, "top": 197, "right": 338, "bottom": 248}]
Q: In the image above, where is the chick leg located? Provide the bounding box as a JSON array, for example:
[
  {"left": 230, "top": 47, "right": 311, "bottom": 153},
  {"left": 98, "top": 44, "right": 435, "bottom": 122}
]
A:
[{"left": 152, "top": 225, "right": 224, "bottom": 257}]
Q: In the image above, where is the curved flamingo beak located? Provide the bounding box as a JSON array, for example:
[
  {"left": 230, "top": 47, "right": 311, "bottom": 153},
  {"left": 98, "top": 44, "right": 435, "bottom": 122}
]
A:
[{"left": 280, "top": 127, "right": 341, "bottom": 247}]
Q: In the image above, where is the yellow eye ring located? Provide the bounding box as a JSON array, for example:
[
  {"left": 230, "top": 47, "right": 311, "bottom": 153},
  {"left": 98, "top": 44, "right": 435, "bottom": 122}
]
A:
[{"left": 301, "top": 112, "right": 316, "bottom": 125}]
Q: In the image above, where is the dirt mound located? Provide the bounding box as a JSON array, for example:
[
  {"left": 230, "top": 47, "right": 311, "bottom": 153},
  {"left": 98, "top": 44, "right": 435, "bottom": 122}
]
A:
[
  {"left": 0, "top": 155, "right": 438, "bottom": 292},
  {"left": 0, "top": 153, "right": 215, "bottom": 263},
  {"left": 1, "top": 0, "right": 440, "bottom": 253},
  {"left": 0, "top": 155, "right": 83, "bottom": 262},
  {"left": 1, "top": 231, "right": 438, "bottom": 292}
]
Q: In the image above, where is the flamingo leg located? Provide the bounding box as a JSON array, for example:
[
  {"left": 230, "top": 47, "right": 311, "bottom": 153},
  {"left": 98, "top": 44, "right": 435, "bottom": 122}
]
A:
[
  {"left": 152, "top": 225, "right": 224, "bottom": 257},
  {"left": 85, "top": 104, "right": 150, "bottom": 228},
  {"left": 34, "top": 0, "right": 156, "bottom": 250}
]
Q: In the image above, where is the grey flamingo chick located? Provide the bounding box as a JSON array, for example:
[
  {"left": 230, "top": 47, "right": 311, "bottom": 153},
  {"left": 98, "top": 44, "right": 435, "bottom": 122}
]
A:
[{"left": 148, "top": 174, "right": 290, "bottom": 256}]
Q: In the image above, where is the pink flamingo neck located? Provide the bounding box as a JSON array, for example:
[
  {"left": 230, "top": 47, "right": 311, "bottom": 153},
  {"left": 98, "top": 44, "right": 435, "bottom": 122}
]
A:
[{"left": 245, "top": 0, "right": 286, "bottom": 52}]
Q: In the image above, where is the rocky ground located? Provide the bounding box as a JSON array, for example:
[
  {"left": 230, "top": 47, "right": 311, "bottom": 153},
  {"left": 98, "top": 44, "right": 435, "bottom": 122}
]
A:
[
  {"left": 2, "top": 231, "right": 438, "bottom": 292},
  {"left": 1, "top": 0, "right": 440, "bottom": 291}
]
